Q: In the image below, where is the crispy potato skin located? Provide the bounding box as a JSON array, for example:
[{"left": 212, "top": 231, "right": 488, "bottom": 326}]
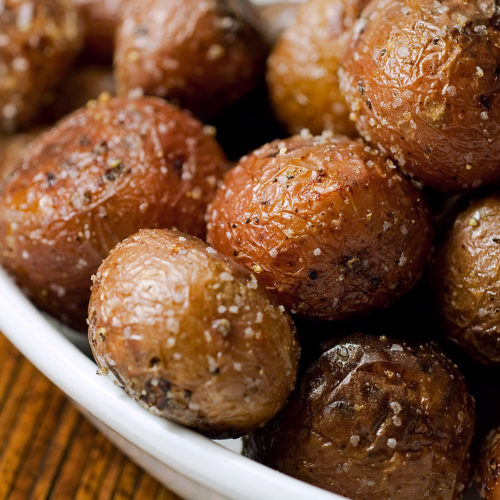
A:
[
  {"left": 244, "top": 333, "right": 475, "bottom": 500},
  {"left": 477, "top": 427, "right": 500, "bottom": 499},
  {"left": 267, "top": 0, "right": 369, "bottom": 136},
  {"left": 339, "top": 0, "right": 500, "bottom": 191},
  {"left": 72, "top": 0, "right": 122, "bottom": 60},
  {"left": 0, "top": 129, "right": 44, "bottom": 187},
  {"left": 433, "top": 196, "right": 500, "bottom": 366},
  {"left": 207, "top": 134, "right": 433, "bottom": 320},
  {"left": 0, "top": 0, "right": 83, "bottom": 132},
  {"left": 88, "top": 228, "right": 300, "bottom": 438},
  {"left": 44, "top": 65, "right": 115, "bottom": 121},
  {"left": 0, "top": 96, "right": 228, "bottom": 329},
  {"left": 114, "top": 0, "right": 268, "bottom": 118}
]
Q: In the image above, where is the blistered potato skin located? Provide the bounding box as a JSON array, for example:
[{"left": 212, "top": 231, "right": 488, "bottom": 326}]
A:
[
  {"left": 268, "top": 0, "right": 369, "bottom": 136},
  {"left": 476, "top": 427, "right": 500, "bottom": 499},
  {"left": 0, "top": 96, "right": 228, "bottom": 329},
  {"left": 88, "top": 229, "right": 300, "bottom": 438},
  {"left": 339, "top": 0, "right": 500, "bottom": 191},
  {"left": 207, "top": 134, "right": 433, "bottom": 320},
  {"left": 0, "top": 0, "right": 83, "bottom": 132},
  {"left": 433, "top": 196, "right": 500, "bottom": 367},
  {"left": 72, "top": 0, "right": 122, "bottom": 60},
  {"left": 245, "top": 334, "right": 475, "bottom": 500},
  {"left": 114, "top": 0, "right": 268, "bottom": 119}
]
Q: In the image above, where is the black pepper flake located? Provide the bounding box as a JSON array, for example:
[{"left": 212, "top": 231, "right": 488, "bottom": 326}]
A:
[
  {"left": 244, "top": 218, "right": 251, "bottom": 224},
  {"left": 149, "top": 356, "right": 161, "bottom": 367},
  {"left": 83, "top": 191, "right": 92, "bottom": 203},
  {"left": 231, "top": 223, "right": 237, "bottom": 228},
  {"left": 261, "top": 200, "right": 270, "bottom": 206},
  {"left": 94, "top": 141, "right": 108, "bottom": 155},
  {"left": 366, "top": 99, "right": 372, "bottom": 109},
  {"left": 493, "top": 238, "right": 500, "bottom": 244},
  {"left": 480, "top": 95, "right": 493, "bottom": 109},
  {"left": 309, "top": 270, "right": 318, "bottom": 280},
  {"left": 380, "top": 49, "right": 386, "bottom": 56},
  {"left": 79, "top": 135, "right": 91, "bottom": 147},
  {"left": 273, "top": 178, "right": 278, "bottom": 182},
  {"left": 46, "top": 172, "right": 56, "bottom": 186},
  {"left": 358, "top": 80, "right": 365, "bottom": 96},
  {"left": 254, "top": 217, "right": 259, "bottom": 223}
]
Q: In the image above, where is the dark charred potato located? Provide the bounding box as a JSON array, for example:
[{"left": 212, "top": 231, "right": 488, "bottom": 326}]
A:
[
  {"left": 114, "top": 0, "right": 268, "bottom": 118},
  {"left": 432, "top": 195, "right": 500, "bottom": 367},
  {"left": 73, "top": 0, "right": 122, "bottom": 61},
  {"left": 207, "top": 133, "right": 433, "bottom": 321},
  {"left": 339, "top": 0, "right": 500, "bottom": 191},
  {"left": 267, "top": 0, "right": 369, "bottom": 136},
  {"left": 0, "top": 129, "right": 44, "bottom": 187},
  {"left": 245, "top": 333, "right": 475, "bottom": 500},
  {"left": 0, "top": 95, "right": 228, "bottom": 329},
  {"left": 0, "top": 0, "right": 82, "bottom": 132},
  {"left": 44, "top": 65, "right": 115, "bottom": 121},
  {"left": 88, "top": 228, "right": 300, "bottom": 438},
  {"left": 476, "top": 427, "right": 500, "bottom": 499}
]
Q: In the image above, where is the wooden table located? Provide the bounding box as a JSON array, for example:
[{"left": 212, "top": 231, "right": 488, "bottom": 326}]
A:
[{"left": 0, "top": 333, "right": 180, "bottom": 500}]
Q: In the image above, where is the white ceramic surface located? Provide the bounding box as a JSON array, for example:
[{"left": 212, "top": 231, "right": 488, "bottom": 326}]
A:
[{"left": 0, "top": 1, "right": 481, "bottom": 498}]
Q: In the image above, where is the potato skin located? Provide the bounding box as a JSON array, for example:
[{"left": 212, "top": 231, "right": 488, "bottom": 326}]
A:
[
  {"left": 207, "top": 133, "right": 433, "bottom": 321},
  {"left": 268, "top": 0, "right": 369, "bottom": 136},
  {"left": 88, "top": 228, "right": 300, "bottom": 438},
  {"left": 0, "top": 96, "right": 228, "bottom": 329},
  {"left": 72, "top": 0, "right": 122, "bottom": 61},
  {"left": 432, "top": 195, "right": 500, "bottom": 367},
  {"left": 0, "top": 0, "right": 83, "bottom": 132},
  {"left": 339, "top": 0, "right": 500, "bottom": 191},
  {"left": 114, "top": 0, "right": 268, "bottom": 118},
  {"left": 476, "top": 427, "right": 500, "bottom": 499},
  {"left": 245, "top": 333, "right": 475, "bottom": 500}
]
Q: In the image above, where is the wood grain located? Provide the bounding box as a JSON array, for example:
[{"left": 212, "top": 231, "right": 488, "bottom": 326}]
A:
[{"left": 0, "top": 333, "right": 180, "bottom": 500}]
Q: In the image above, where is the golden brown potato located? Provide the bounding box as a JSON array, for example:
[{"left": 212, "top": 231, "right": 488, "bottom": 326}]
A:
[
  {"left": 339, "top": 0, "right": 500, "bottom": 191},
  {"left": 72, "top": 0, "right": 122, "bottom": 61},
  {"left": 268, "top": 0, "right": 369, "bottom": 136},
  {"left": 245, "top": 333, "right": 476, "bottom": 500},
  {"left": 476, "top": 427, "right": 500, "bottom": 500},
  {"left": 432, "top": 195, "right": 500, "bottom": 367},
  {"left": 207, "top": 132, "right": 433, "bottom": 321},
  {"left": 88, "top": 228, "right": 300, "bottom": 438},
  {"left": 44, "top": 65, "right": 115, "bottom": 121},
  {"left": 0, "top": 95, "right": 228, "bottom": 330},
  {"left": 0, "top": 129, "right": 44, "bottom": 187},
  {"left": 114, "top": 0, "right": 268, "bottom": 118},
  {"left": 0, "top": 0, "right": 83, "bottom": 132}
]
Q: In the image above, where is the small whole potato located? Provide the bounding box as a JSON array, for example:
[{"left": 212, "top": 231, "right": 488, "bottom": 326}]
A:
[
  {"left": 245, "top": 333, "right": 475, "bottom": 500},
  {"left": 72, "top": 0, "right": 122, "bottom": 61},
  {"left": 476, "top": 427, "right": 500, "bottom": 499},
  {"left": 207, "top": 132, "right": 433, "bottom": 321},
  {"left": 339, "top": 0, "right": 500, "bottom": 191},
  {"left": 267, "top": 0, "right": 369, "bottom": 136},
  {"left": 0, "top": 0, "right": 83, "bottom": 132},
  {"left": 0, "top": 95, "right": 228, "bottom": 329},
  {"left": 432, "top": 195, "right": 500, "bottom": 367},
  {"left": 88, "top": 228, "right": 300, "bottom": 438},
  {"left": 114, "top": 0, "right": 268, "bottom": 118}
]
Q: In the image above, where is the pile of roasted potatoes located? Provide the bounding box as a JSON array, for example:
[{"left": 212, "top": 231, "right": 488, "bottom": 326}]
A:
[{"left": 1, "top": 0, "right": 500, "bottom": 498}]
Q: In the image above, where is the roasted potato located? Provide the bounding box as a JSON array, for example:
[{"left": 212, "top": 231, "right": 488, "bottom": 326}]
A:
[
  {"left": 245, "top": 333, "right": 475, "bottom": 500},
  {"left": 44, "top": 65, "right": 115, "bottom": 121},
  {"left": 114, "top": 0, "right": 268, "bottom": 118},
  {"left": 0, "top": 95, "right": 228, "bottom": 329},
  {"left": 0, "top": 129, "right": 44, "bottom": 187},
  {"left": 339, "top": 0, "right": 500, "bottom": 191},
  {"left": 72, "top": 0, "right": 122, "bottom": 61},
  {"left": 432, "top": 195, "right": 500, "bottom": 367},
  {"left": 207, "top": 132, "right": 433, "bottom": 321},
  {"left": 267, "top": 0, "right": 369, "bottom": 136},
  {"left": 88, "top": 228, "right": 300, "bottom": 438},
  {"left": 0, "top": 0, "right": 83, "bottom": 132},
  {"left": 477, "top": 427, "right": 500, "bottom": 499}
]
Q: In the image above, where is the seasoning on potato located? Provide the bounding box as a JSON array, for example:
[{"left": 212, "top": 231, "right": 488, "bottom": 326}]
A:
[
  {"left": 114, "top": 0, "right": 269, "bottom": 118},
  {"left": 207, "top": 132, "right": 433, "bottom": 321},
  {"left": 245, "top": 333, "right": 476, "bottom": 500},
  {"left": 477, "top": 427, "right": 500, "bottom": 500},
  {"left": 0, "top": 0, "right": 83, "bottom": 132},
  {"left": 88, "top": 228, "right": 300, "bottom": 438},
  {"left": 432, "top": 195, "right": 500, "bottom": 367},
  {"left": 0, "top": 95, "right": 228, "bottom": 330},
  {"left": 267, "top": 0, "right": 368, "bottom": 136},
  {"left": 339, "top": 0, "right": 500, "bottom": 191}
]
